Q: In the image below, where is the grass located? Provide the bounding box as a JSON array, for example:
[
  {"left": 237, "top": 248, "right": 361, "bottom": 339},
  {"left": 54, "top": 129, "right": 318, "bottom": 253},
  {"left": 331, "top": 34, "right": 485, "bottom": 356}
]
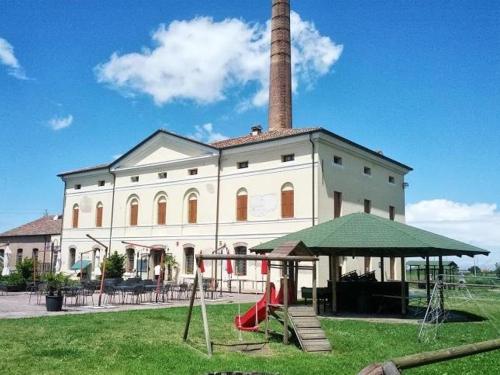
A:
[{"left": 0, "top": 288, "right": 499, "bottom": 375}]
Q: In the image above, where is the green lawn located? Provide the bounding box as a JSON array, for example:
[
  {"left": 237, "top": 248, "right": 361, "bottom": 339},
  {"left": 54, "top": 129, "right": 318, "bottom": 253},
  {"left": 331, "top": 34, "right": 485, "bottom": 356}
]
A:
[{"left": 1, "top": 288, "right": 499, "bottom": 375}]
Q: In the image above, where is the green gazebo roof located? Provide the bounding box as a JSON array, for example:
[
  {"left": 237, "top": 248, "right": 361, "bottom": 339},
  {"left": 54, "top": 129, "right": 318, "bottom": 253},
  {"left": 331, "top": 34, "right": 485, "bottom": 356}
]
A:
[{"left": 251, "top": 213, "right": 489, "bottom": 258}]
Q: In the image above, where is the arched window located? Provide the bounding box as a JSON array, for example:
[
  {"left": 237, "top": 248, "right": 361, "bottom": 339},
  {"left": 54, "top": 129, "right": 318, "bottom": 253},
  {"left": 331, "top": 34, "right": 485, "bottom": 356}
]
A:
[
  {"left": 236, "top": 188, "right": 248, "bottom": 221},
  {"left": 126, "top": 248, "right": 135, "bottom": 272},
  {"left": 32, "top": 249, "right": 39, "bottom": 263},
  {"left": 96, "top": 202, "right": 103, "bottom": 227},
  {"left": 72, "top": 204, "right": 79, "bottom": 228},
  {"left": 184, "top": 246, "right": 194, "bottom": 274},
  {"left": 130, "top": 198, "right": 139, "bottom": 226},
  {"left": 235, "top": 246, "right": 247, "bottom": 276},
  {"left": 69, "top": 248, "right": 76, "bottom": 267},
  {"left": 281, "top": 183, "right": 294, "bottom": 218},
  {"left": 187, "top": 193, "right": 198, "bottom": 224},
  {"left": 157, "top": 196, "right": 167, "bottom": 225},
  {"left": 16, "top": 249, "right": 23, "bottom": 264}
]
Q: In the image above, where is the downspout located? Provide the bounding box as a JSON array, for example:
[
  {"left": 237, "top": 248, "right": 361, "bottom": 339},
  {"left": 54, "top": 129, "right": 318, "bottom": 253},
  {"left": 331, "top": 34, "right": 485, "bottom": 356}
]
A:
[
  {"left": 108, "top": 170, "right": 117, "bottom": 257},
  {"left": 215, "top": 150, "right": 222, "bottom": 295},
  {"left": 309, "top": 133, "right": 316, "bottom": 226},
  {"left": 58, "top": 179, "right": 67, "bottom": 269}
]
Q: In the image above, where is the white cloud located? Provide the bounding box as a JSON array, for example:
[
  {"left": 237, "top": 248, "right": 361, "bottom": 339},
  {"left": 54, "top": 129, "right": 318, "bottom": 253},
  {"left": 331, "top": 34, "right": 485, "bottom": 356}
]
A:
[
  {"left": 188, "top": 123, "right": 228, "bottom": 143},
  {"left": 48, "top": 114, "right": 73, "bottom": 131},
  {"left": 95, "top": 12, "right": 342, "bottom": 107},
  {"left": 406, "top": 199, "right": 500, "bottom": 268},
  {"left": 0, "top": 37, "right": 27, "bottom": 79}
]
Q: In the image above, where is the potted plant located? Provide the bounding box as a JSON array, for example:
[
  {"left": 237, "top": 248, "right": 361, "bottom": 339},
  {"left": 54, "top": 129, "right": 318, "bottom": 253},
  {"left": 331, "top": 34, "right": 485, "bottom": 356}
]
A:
[
  {"left": 101, "top": 251, "right": 125, "bottom": 285},
  {"left": 43, "top": 272, "right": 67, "bottom": 311}
]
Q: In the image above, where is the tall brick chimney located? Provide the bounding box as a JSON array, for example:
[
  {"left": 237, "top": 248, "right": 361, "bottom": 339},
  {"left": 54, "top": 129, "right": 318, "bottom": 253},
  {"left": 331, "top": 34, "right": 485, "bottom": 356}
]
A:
[{"left": 268, "top": 0, "right": 292, "bottom": 131}]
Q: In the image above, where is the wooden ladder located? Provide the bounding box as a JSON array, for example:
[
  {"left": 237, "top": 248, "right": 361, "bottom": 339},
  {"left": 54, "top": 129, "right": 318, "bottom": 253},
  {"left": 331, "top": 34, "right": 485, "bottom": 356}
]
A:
[{"left": 287, "top": 305, "right": 332, "bottom": 353}]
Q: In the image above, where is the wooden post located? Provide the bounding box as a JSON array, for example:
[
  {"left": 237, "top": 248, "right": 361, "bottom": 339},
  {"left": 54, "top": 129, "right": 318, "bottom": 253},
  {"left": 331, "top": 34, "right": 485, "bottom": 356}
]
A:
[
  {"left": 183, "top": 265, "right": 199, "bottom": 342},
  {"left": 283, "top": 262, "right": 289, "bottom": 345},
  {"left": 312, "top": 260, "right": 318, "bottom": 314},
  {"left": 79, "top": 253, "right": 83, "bottom": 283},
  {"left": 265, "top": 260, "right": 271, "bottom": 340},
  {"left": 380, "top": 257, "right": 384, "bottom": 282},
  {"left": 329, "top": 256, "right": 337, "bottom": 313},
  {"left": 425, "top": 256, "right": 431, "bottom": 305},
  {"left": 438, "top": 256, "right": 444, "bottom": 318},
  {"left": 155, "top": 251, "right": 165, "bottom": 302},
  {"left": 97, "top": 252, "right": 107, "bottom": 307},
  {"left": 198, "top": 266, "right": 212, "bottom": 356},
  {"left": 401, "top": 257, "right": 406, "bottom": 315}
]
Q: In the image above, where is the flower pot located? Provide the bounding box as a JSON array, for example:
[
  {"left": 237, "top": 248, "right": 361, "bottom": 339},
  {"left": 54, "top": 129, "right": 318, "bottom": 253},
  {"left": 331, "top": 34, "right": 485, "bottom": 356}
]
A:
[{"left": 46, "top": 295, "right": 64, "bottom": 312}]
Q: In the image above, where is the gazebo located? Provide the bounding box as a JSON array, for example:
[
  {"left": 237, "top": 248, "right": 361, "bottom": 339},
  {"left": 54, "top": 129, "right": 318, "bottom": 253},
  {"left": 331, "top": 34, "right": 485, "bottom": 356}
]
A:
[{"left": 251, "top": 213, "right": 489, "bottom": 315}]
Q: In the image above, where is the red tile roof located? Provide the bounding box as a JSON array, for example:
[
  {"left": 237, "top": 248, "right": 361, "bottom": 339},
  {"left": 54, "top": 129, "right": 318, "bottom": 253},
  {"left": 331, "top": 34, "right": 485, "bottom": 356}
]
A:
[
  {"left": 211, "top": 127, "right": 319, "bottom": 148},
  {"left": 0, "top": 215, "right": 62, "bottom": 237}
]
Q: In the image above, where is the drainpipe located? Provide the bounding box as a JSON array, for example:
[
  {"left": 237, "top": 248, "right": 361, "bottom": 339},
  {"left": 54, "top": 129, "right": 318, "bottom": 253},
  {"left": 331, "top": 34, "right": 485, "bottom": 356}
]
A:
[
  {"left": 214, "top": 150, "right": 222, "bottom": 295},
  {"left": 108, "top": 170, "right": 117, "bottom": 257},
  {"left": 309, "top": 134, "right": 316, "bottom": 227},
  {"left": 58, "top": 179, "right": 67, "bottom": 271}
]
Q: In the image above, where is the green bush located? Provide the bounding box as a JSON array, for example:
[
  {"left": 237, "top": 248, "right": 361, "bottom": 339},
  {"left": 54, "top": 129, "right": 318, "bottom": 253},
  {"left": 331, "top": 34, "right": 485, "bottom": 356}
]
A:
[
  {"left": 104, "top": 251, "right": 125, "bottom": 279},
  {"left": 42, "top": 272, "right": 69, "bottom": 296},
  {"left": 16, "top": 258, "right": 34, "bottom": 281},
  {"left": 0, "top": 272, "right": 26, "bottom": 286}
]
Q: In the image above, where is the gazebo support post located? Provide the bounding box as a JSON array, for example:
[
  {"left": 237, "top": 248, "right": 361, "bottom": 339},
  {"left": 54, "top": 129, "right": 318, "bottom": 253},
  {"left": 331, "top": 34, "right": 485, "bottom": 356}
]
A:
[
  {"left": 312, "top": 260, "right": 318, "bottom": 314},
  {"left": 438, "top": 256, "right": 444, "bottom": 319},
  {"left": 283, "top": 261, "right": 289, "bottom": 345},
  {"left": 401, "top": 257, "right": 407, "bottom": 315},
  {"left": 329, "top": 256, "right": 337, "bottom": 313},
  {"left": 264, "top": 261, "right": 271, "bottom": 340},
  {"left": 380, "top": 257, "right": 384, "bottom": 282},
  {"left": 425, "top": 256, "right": 431, "bottom": 305}
]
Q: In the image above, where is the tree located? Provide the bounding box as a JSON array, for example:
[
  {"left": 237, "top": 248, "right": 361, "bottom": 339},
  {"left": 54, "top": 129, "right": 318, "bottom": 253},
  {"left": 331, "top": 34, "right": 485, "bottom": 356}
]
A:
[
  {"left": 495, "top": 263, "right": 500, "bottom": 279},
  {"left": 468, "top": 266, "right": 481, "bottom": 275},
  {"left": 103, "top": 251, "right": 125, "bottom": 279},
  {"left": 16, "top": 258, "right": 34, "bottom": 281}
]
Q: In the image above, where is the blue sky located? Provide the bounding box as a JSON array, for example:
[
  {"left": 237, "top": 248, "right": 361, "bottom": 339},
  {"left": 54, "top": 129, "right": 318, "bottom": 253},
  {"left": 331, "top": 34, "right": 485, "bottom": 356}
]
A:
[{"left": 0, "top": 1, "right": 499, "bottom": 265}]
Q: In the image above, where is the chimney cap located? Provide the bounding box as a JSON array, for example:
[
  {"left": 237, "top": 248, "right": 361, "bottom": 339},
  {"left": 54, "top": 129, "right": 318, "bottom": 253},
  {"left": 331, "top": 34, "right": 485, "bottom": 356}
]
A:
[{"left": 251, "top": 125, "right": 263, "bottom": 135}]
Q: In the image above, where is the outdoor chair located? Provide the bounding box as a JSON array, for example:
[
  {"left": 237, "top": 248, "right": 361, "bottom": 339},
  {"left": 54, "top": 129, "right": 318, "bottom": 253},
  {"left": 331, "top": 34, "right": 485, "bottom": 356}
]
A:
[
  {"left": 0, "top": 282, "right": 7, "bottom": 296},
  {"left": 80, "top": 286, "right": 95, "bottom": 306},
  {"left": 35, "top": 283, "right": 48, "bottom": 305},
  {"left": 125, "top": 285, "right": 145, "bottom": 304},
  {"left": 178, "top": 283, "right": 188, "bottom": 300},
  {"left": 104, "top": 285, "right": 118, "bottom": 305},
  {"left": 63, "top": 287, "right": 81, "bottom": 306}
]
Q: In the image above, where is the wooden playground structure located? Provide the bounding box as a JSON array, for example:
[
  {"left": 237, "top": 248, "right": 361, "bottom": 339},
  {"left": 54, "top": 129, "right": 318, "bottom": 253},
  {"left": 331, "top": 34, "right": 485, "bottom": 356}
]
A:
[{"left": 183, "top": 241, "right": 332, "bottom": 356}]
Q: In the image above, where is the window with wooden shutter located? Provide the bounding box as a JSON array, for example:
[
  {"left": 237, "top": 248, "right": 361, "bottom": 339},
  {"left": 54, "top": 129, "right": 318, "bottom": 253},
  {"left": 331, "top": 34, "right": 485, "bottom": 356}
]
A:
[
  {"left": 130, "top": 199, "right": 138, "bottom": 226},
  {"left": 389, "top": 205, "right": 395, "bottom": 221},
  {"left": 184, "top": 247, "right": 194, "bottom": 274},
  {"left": 281, "top": 184, "right": 294, "bottom": 218},
  {"left": 72, "top": 205, "right": 79, "bottom": 228},
  {"left": 334, "top": 191, "right": 342, "bottom": 218},
  {"left": 157, "top": 197, "right": 167, "bottom": 225},
  {"left": 188, "top": 194, "right": 197, "bottom": 224},
  {"left": 96, "top": 202, "right": 103, "bottom": 227},
  {"left": 236, "top": 189, "right": 248, "bottom": 221}
]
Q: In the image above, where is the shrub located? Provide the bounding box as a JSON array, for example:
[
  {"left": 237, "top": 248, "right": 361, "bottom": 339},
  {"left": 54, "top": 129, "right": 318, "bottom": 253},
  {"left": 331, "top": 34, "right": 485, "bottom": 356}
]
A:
[
  {"left": 42, "top": 272, "right": 68, "bottom": 296},
  {"left": 16, "top": 258, "right": 34, "bottom": 281},
  {"left": 104, "top": 251, "right": 125, "bottom": 279}
]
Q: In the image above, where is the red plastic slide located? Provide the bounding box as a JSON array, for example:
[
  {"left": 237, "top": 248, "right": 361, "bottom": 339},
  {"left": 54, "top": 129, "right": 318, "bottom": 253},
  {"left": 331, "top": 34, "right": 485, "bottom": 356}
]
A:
[{"left": 234, "top": 282, "right": 280, "bottom": 331}]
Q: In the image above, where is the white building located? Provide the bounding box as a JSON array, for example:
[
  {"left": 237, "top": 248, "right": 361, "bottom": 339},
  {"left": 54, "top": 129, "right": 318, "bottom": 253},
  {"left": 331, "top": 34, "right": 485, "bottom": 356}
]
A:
[
  {"left": 58, "top": 126, "right": 411, "bottom": 288},
  {"left": 57, "top": 0, "right": 412, "bottom": 289}
]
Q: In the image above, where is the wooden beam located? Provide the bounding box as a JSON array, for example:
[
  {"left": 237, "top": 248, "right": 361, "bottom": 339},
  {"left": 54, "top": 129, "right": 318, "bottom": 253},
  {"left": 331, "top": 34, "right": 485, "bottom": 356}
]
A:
[
  {"left": 264, "top": 262, "right": 271, "bottom": 340},
  {"left": 401, "top": 257, "right": 406, "bottom": 315},
  {"left": 438, "top": 255, "right": 444, "bottom": 317},
  {"left": 197, "top": 266, "right": 212, "bottom": 356},
  {"left": 283, "top": 262, "right": 289, "bottom": 345},
  {"left": 380, "top": 257, "right": 384, "bottom": 282},
  {"left": 425, "top": 256, "right": 431, "bottom": 305},
  {"left": 330, "top": 256, "right": 337, "bottom": 313},
  {"left": 196, "top": 254, "right": 318, "bottom": 262},
  {"left": 183, "top": 264, "right": 199, "bottom": 342},
  {"left": 312, "top": 261, "right": 318, "bottom": 314}
]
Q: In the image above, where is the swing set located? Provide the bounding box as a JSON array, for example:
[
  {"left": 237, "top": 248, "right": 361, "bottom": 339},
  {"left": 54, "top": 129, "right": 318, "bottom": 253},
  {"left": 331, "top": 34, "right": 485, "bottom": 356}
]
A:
[{"left": 183, "top": 242, "right": 322, "bottom": 356}]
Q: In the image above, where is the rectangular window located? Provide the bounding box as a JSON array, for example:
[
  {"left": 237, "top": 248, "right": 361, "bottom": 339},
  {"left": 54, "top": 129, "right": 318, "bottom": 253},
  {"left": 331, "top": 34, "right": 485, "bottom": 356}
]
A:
[
  {"left": 157, "top": 201, "right": 167, "bottom": 225},
  {"left": 98, "top": 180, "right": 105, "bottom": 187},
  {"left": 389, "top": 205, "right": 395, "bottom": 221},
  {"left": 69, "top": 248, "right": 76, "bottom": 267},
  {"left": 127, "top": 249, "right": 135, "bottom": 272},
  {"left": 158, "top": 172, "right": 168, "bottom": 179},
  {"left": 363, "top": 166, "right": 372, "bottom": 176},
  {"left": 32, "top": 249, "right": 38, "bottom": 262},
  {"left": 333, "top": 155, "right": 343, "bottom": 166},
  {"left": 281, "top": 154, "right": 295, "bottom": 162},
  {"left": 281, "top": 190, "right": 294, "bottom": 218},
  {"left": 96, "top": 206, "right": 103, "bottom": 227},
  {"left": 236, "top": 195, "right": 248, "bottom": 221},
  {"left": 237, "top": 161, "right": 249, "bottom": 169},
  {"left": 184, "top": 247, "right": 194, "bottom": 274},
  {"left": 388, "top": 176, "right": 395, "bottom": 184},
  {"left": 364, "top": 199, "right": 371, "bottom": 214},
  {"left": 235, "top": 247, "right": 247, "bottom": 276},
  {"left": 131, "top": 176, "right": 139, "bottom": 183},
  {"left": 188, "top": 168, "right": 198, "bottom": 176},
  {"left": 188, "top": 199, "right": 197, "bottom": 224},
  {"left": 16, "top": 249, "right": 23, "bottom": 264},
  {"left": 74, "top": 184, "right": 81, "bottom": 190},
  {"left": 130, "top": 204, "right": 138, "bottom": 226},
  {"left": 334, "top": 191, "right": 342, "bottom": 218}
]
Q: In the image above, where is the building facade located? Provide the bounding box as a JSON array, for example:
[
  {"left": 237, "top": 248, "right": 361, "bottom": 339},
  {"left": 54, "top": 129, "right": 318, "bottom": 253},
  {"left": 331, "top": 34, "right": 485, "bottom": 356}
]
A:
[
  {"left": 0, "top": 215, "right": 62, "bottom": 273},
  {"left": 58, "top": 127, "right": 411, "bottom": 288}
]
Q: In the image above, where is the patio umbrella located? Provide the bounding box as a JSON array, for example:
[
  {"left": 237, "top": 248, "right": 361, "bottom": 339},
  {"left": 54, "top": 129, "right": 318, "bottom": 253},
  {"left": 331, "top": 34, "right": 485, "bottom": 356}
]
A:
[
  {"left": 54, "top": 251, "right": 62, "bottom": 273},
  {"left": 1, "top": 245, "right": 11, "bottom": 276},
  {"left": 94, "top": 250, "right": 102, "bottom": 277}
]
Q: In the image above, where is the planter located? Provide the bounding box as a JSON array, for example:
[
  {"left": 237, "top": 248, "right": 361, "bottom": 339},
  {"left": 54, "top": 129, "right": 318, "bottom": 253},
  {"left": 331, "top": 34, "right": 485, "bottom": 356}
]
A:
[{"left": 46, "top": 295, "right": 64, "bottom": 312}]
